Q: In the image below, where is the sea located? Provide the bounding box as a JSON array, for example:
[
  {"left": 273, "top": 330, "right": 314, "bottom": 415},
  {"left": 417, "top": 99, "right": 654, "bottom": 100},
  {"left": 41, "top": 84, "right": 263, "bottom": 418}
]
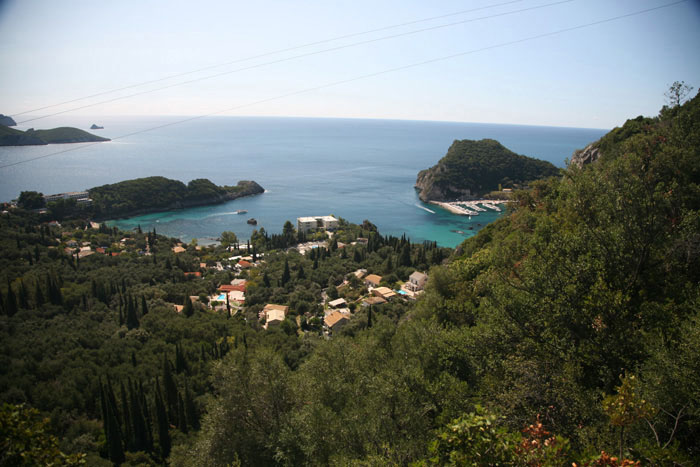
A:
[{"left": 0, "top": 116, "right": 607, "bottom": 247}]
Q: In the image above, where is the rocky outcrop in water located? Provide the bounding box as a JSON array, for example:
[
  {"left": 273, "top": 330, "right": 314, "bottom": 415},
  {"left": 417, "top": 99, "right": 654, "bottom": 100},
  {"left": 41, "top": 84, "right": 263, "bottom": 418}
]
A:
[{"left": 415, "top": 139, "right": 559, "bottom": 202}]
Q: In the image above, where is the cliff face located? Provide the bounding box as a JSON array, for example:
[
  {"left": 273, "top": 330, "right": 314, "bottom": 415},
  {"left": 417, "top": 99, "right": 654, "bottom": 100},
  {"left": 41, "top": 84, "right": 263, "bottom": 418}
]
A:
[
  {"left": 415, "top": 139, "right": 559, "bottom": 202},
  {"left": 415, "top": 166, "right": 473, "bottom": 202},
  {"left": 570, "top": 143, "right": 601, "bottom": 167}
]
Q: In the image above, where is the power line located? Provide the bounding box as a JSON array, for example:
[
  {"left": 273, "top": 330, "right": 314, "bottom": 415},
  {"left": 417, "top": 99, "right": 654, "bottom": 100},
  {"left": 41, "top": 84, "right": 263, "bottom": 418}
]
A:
[
  {"left": 15, "top": 0, "right": 573, "bottom": 125},
  {"left": 0, "top": 0, "right": 686, "bottom": 170},
  {"left": 10, "top": 0, "right": 526, "bottom": 118}
]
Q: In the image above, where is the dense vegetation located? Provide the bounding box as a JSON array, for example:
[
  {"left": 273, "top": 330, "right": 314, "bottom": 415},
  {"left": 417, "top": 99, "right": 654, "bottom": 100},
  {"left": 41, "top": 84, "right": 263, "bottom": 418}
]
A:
[
  {"left": 88, "top": 177, "right": 263, "bottom": 219},
  {"left": 2, "top": 88, "right": 699, "bottom": 465},
  {"left": 0, "top": 125, "right": 109, "bottom": 146},
  {"left": 415, "top": 138, "right": 560, "bottom": 201},
  {"left": 14, "top": 177, "right": 264, "bottom": 221}
]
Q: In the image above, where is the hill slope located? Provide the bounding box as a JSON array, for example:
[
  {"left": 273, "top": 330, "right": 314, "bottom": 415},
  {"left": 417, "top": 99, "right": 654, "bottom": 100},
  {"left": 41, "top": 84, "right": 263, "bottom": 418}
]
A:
[{"left": 415, "top": 138, "right": 559, "bottom": 201}]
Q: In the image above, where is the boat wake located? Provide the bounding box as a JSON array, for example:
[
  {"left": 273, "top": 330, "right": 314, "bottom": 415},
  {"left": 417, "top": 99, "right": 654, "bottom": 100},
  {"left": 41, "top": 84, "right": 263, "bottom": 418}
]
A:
[{"left": 415, "top": 203, "right": 435, "bottom": 214}]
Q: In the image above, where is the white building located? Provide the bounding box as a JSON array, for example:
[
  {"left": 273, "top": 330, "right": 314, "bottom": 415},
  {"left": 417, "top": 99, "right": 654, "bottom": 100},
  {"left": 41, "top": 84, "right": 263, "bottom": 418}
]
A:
[
  {"left": 297, "top": 215, "right": 339, "bottom": 234},
  {"left": 406, "top": 271, "right": 428, "bottom": 292}
]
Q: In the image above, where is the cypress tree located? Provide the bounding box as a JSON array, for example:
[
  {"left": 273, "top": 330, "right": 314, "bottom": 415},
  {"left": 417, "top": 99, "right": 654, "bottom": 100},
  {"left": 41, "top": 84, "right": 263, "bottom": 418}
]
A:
[
  {"left": 183, "top": 295, "right": 194, "bottom": 317},
  {"left": 297, "top": 264, "right": 306, "bottom": 280},
  {"left": 34, "top": 279, "right": 44, "bottom": 306},
  {"left": 162, "top": 356, "right": 178, "bottom": 422},
  {"left": 154, "top": 384, "right": 171, "bottom": 461},
  {"left": 119, "top": 307, "right": 124, "bottom": 326},
  {"left": 263, "top": 272, "right": 271, "bottom": 287},
  {"left": 129, "top": 380, "right": 149, "bottom": 453},
  {"left": 141, "top": 295, "right": 148, "bottom": 316},
  {"left": 177, "top": 394, "right": 188, "bottom": 434},
  {"left": 34, "top": 244, "right": 40, "bottom": 262},
  {"left": 5, "top": 279, "right": 17, "bottom": 317},
  {"left": 120, "top": 381, "right": 133, "bottom": 451},
  {"left": 18, "top": 280, "right": 29, "bottom": 309},
  {"left": 281, "top": 258, "right": 291, "bottom": 285},
  {"left": 139, "top": 381, "right": 153, "bottom": 452},
  {"left": 126, "top": 295, "right": 139, "bottom": 330},
  {"left": 367, "top": 304, "right": 373, "bottom": 329},
  {"left": 104, "top": 379, "right": 125, "bottom": 464},
  {"left": 184, "top": 381, "right": 199, "bottom": 430}
]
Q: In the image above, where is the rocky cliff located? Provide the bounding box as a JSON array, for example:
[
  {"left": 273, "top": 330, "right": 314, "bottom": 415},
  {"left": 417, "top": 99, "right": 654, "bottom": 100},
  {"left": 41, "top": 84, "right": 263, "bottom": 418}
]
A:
[
  {"left": 570, "top": 143, "right": 601, "bottom": 167},
  {"left": 415, "top": 139, "right": 559, "bottom": 202}
]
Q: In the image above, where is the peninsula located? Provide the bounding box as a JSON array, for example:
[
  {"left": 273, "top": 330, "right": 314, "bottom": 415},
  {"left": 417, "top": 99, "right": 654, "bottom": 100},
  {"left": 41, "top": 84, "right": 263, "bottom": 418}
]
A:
[
  {"left": 0, "top": 124, "right": 109, "bottom": 146},
  {"left": 88, "top": 177, "right": 264, "bottom": 219},
  {"left": 415, "top": 138, "right": 559, "bottom": 202},
  {"left": 16, "top": 177, "right": 265, "bottom": 221}
]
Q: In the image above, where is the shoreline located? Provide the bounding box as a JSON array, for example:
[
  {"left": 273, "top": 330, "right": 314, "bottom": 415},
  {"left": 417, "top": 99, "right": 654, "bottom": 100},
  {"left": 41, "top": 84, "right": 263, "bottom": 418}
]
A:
[{"left": 429, "top": 199, "right": 509, "bottom": 216}]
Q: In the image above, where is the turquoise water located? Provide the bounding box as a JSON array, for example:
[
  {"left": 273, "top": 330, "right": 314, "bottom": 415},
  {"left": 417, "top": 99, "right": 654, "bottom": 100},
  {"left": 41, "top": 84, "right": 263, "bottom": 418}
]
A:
[
  {"left": 216, "top": 294, "right": 227, "bottom": 301},
  {"left": 0, "top": 115, "right": 607, "bottom": 247}
]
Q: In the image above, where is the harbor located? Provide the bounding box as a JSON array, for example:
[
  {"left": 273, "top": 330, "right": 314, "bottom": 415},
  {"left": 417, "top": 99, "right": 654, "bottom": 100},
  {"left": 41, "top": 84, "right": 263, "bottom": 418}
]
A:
[{"left": 429, "top": 199, "right": 508, "bottom": 216}]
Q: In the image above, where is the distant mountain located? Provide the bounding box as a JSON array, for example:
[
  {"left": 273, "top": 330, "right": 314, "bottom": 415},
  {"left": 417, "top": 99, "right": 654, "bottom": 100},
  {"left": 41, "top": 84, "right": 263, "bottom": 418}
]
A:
[
  {"left": 0, "top": 114, "right": 16, "bottom": 126},
  {"left": 415, "top": 139, "right": 559, "bottom": 201},
  {"left": 0, "top": 125, "right": 110, "bottom": 146}
]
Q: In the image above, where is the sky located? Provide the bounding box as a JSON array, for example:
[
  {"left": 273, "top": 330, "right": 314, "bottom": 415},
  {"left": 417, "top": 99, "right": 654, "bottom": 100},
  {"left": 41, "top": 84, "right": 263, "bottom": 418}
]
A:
[{"left": 0, "top": 0, "right": 698, "bottom": 129}]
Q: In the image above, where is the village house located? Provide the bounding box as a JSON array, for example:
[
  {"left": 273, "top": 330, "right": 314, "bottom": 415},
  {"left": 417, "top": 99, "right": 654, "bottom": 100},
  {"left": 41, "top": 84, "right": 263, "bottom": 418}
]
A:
[
  {"left": 365, "top": 274, "right": 382, "bottom": 288},
  {"left": 405, "top": 271, "right": 428, "bottom": 292},
  {"left": 362, "top": 296, "right": 387, "bottom": 306},
  {"left": 262, "top": 304, "right": 288, "bottom": 330},
  {"left": 324, "top": 311, "right": 349, "bottom": 332},
  {"left": 372, "top": 286, "right": 397, "bottom": 301},
  {"left": 172, "top": 245, "right": 186, "bottom": 254},
  {"left": 328, "top": 298, "right": 347, "bottom": 309}
]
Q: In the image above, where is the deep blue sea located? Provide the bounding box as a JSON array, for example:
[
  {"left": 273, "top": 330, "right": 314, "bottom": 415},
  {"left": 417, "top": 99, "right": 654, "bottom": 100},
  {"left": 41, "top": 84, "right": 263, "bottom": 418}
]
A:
[{"left": 0, "top": 116, "right": 607, "bottom": 247}]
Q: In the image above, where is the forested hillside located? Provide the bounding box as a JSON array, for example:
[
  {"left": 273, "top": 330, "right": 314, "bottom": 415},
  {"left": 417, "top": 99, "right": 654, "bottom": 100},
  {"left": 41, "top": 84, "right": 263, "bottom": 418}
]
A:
[{"left": 1, "top": 90, "right": 699, "bottom": 466}]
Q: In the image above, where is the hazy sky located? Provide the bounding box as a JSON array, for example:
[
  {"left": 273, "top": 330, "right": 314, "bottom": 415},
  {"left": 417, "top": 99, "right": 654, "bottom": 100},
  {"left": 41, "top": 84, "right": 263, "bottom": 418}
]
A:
[{"left": 0, "top": 0, "right": 698, "bottom": 129}]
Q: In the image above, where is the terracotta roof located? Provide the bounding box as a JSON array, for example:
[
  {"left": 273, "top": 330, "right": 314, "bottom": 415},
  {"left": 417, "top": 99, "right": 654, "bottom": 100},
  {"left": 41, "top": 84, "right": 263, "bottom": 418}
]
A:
[
  {"left": 363, "top": 296, "right": 387, "bottom": 306},
  {"left": 365, "top": 274, "right": 382, "bottom": 285},
  {"left": 219, "top": 284, "right": 246, "bottom": 292},
  {"left": 263, "top": 304, "right": 289, "bottom": 314},
  {"left": 324, "top": 311, "right": 349, "bottom": 328},
  {"left": 238, "top": 260, "right": 252, "bottom": 268},
  {"left": 172, "top": 246, "right": 186, "bottom": 254},
  {"left": 184, "top": 271, "right": 202, "bottom": 277}
]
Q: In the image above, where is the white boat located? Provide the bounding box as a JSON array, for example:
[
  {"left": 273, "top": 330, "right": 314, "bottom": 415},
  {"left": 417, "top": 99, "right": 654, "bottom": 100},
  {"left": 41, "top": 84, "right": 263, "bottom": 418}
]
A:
[{"left": 236, "top": 209, "right": 248, "bottom": 214}]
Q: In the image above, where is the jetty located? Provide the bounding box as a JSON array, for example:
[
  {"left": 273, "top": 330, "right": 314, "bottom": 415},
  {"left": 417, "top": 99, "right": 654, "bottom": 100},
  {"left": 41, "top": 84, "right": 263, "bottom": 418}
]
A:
[{"left": 429, "top": 199, "right": 508, "bottom": 216}]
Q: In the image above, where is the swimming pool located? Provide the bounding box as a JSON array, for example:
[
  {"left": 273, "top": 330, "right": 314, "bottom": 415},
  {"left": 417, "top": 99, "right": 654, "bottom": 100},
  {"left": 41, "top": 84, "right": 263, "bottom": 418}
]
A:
[{"left": 216, "top": 294, "right": 227, "bottom": 301}]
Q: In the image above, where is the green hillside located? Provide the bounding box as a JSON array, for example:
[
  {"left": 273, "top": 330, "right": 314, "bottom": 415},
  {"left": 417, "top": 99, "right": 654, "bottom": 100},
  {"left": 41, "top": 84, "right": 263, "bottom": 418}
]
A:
[{"left": 1, "top": 89, "right": 699, "bottom": 465}]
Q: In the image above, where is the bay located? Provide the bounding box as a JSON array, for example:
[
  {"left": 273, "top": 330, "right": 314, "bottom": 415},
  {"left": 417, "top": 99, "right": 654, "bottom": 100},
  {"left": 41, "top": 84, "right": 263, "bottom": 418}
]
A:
[{"left": 0, "top": 116, "right": 607, "bottom": 247}]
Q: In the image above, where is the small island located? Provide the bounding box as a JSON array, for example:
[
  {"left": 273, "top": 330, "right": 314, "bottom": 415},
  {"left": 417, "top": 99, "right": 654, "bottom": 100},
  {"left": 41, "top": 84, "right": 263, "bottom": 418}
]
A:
[
  {"left": 415, "top": 138, "right": 560, "bottom": 202},
  {"left": 90, "top": 124, "right": 104, "bottom": 130},
  {"left": 0, "top": 124, "right": 110, "bottom": 146}
]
